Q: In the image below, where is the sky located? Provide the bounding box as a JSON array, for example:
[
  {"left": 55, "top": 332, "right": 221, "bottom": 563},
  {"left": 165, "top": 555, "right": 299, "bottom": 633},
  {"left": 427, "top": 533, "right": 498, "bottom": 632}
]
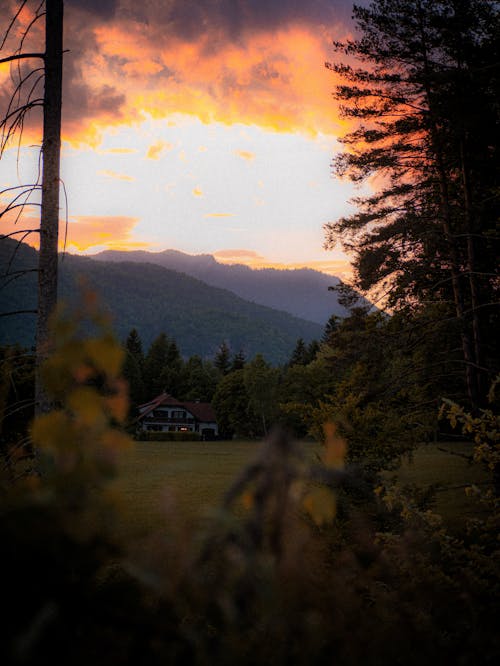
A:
[{"left": 0, "top": 0, "right": 364, "bottom": 278}]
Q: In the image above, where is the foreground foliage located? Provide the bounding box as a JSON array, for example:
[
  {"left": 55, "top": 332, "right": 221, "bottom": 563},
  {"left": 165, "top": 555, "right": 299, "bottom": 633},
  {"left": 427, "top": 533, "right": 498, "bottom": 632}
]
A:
[{"left": 1, "top": 310, "right": 498, "bottom": 666}]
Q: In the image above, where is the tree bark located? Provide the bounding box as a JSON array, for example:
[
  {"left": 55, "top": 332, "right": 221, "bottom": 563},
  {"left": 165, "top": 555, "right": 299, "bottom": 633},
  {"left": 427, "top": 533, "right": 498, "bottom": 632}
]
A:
[
  {"left": 35, "top": 0, "right": 64, "bottom": 415},
  {"left": 416, "top": 2, "right": 479, "bottom": 410}
]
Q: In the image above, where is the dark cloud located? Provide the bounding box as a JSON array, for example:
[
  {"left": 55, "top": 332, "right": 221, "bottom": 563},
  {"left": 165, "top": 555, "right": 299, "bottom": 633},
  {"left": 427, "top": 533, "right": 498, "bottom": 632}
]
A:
[
  {"left": 176, "top": 0, "right": 354, "bottom": 39},
  {"left": 108, "top": 0, "right": 356, "bottom": 41},
  {"left": 61, "top": 24, "right": 126, "bottom": 131},
  {"left": 66, "top": 0, "right": 119, "bottom": 20}
]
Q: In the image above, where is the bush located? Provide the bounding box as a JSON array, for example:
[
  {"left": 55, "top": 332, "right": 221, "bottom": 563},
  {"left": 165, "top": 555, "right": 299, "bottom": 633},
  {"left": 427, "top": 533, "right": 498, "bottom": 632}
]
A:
[{"left": 138, "top": 430, "right": 202, "bottom": 442}]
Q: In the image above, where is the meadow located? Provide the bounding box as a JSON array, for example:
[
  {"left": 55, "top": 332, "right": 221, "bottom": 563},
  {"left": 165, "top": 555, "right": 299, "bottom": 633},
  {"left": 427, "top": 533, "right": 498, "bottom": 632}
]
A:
[{"left": 113, "top": 438, "right": 488, "bottom": 536}]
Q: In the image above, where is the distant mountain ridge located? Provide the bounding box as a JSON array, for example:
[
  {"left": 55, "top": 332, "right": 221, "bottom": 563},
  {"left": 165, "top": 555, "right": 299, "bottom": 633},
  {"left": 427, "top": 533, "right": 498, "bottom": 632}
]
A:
[
  {"left": 0, "top": 240, "right": 324, "bottom": 365},
  {"left": 93, "top": 249, "right": 351, "bottom": 325}
]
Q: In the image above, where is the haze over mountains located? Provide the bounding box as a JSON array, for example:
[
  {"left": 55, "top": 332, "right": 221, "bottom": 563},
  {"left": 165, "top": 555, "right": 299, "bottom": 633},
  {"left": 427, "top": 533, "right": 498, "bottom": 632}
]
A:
[
  {"left": 0, "top": 239, "right": 345, "bottom": 364},
  {"left": 94, "top": 249, "right": 350, "bottom": 325}
]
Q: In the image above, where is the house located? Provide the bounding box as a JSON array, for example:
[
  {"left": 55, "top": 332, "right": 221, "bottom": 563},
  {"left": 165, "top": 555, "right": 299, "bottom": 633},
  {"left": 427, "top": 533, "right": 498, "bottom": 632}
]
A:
[{"left": 137, "top": 393, "right": 218, "bottom": 439}]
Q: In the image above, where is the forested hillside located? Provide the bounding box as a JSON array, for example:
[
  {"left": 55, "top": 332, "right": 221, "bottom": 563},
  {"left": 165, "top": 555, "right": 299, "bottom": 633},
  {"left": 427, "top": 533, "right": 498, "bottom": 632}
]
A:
[
  {"left": 0, "top": 239, "right": 323, "bottom": 363},
  {"left": 94, "top": 248, "right": 354, "bottom": 324}
]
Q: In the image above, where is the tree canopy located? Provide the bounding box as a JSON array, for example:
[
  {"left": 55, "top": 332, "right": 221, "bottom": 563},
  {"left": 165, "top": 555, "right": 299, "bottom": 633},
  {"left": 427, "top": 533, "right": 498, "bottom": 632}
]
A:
[{"left": 325, "top": 0, "right": 499, "bottom": 410}]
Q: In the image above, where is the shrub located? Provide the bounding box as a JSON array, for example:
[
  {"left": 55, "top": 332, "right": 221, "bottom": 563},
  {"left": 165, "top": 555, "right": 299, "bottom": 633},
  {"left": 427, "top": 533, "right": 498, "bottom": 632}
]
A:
[{"left": 138, "top": 430, "right": 202, "bottom": 442}]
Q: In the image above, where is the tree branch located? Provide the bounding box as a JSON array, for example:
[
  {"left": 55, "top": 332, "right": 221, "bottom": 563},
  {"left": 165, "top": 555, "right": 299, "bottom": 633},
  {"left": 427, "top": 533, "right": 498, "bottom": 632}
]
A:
[
  {"left": 0, "top": 53, "right": 45, "bottom": 65},
  {"left": 0, "top": 310, "right": 37, "bottom": 318}
]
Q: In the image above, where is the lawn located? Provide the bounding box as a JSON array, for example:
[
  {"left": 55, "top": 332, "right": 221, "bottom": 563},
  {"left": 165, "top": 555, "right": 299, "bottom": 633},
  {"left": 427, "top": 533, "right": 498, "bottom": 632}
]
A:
[
  {"left": 112, "top": 439, "right": 276, "bottom": 536},
  {"left": 112, "top": 438, "right": 489, "bottom": 537},
  {"left": 383, "top": 440, "right": 490, "bottom": 527}
]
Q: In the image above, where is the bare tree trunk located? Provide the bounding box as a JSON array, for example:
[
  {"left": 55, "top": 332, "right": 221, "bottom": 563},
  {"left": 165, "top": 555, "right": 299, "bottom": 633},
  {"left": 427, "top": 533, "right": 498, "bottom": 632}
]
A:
[
  {"left": 416, "top": 4, "right": 479, "bottom": 410},
  {"left": 35, "top": 0, "right": 64, "bottom": 415},
  {"left": 460, "top": 138, "right": 484, "bottom": 401}
]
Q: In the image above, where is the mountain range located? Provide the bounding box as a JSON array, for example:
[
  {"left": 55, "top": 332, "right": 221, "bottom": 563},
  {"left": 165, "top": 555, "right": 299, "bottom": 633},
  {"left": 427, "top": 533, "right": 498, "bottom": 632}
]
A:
[
  {"left": 0, "top": 240, "right": 347, "bottom": 364},
  {"left": 93, "top": 249, "right": 350, "bottom": 324}
]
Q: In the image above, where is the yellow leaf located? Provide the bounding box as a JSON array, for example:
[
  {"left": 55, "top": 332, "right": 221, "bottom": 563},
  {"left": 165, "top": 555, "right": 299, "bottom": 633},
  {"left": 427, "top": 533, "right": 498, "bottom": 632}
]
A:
[
  {"left": 67, "top": 387, "right": 105, "bottom": 427},
  {"left": 85, "top": 338, "right": 124, "bottom": 378},
  {"left": 241, "top": 490, "right": 254, "bottom": 510},
  {"left": 303, "top": 486, "right": 336, "bottom": 527},
  {"left": 31, "top": 411, "right": 71, "bottom": 450},
  {"left": 101, "top": 430, "right": 131, "bottom": 453},
  {"left": 105, "top": 382, "right": 129, "bottom": 423},
  {"left": 323, "top": 421, "right": 346, "bottom": 469}
]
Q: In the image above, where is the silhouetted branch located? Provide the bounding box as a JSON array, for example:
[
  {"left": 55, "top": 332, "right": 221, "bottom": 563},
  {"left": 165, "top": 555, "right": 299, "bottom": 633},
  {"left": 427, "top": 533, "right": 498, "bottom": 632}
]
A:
[
  {"left": 0, "top": 0, "right": 29, "bottom": 50},
  {"left": 0, "top": 229, "right": 40, "bottom": 239},
  {"left": 0, "top": 310, "right": 37, "bottom": 318},
  {"left": 0, "top": 53, "right": 45, "bottom": 65}
]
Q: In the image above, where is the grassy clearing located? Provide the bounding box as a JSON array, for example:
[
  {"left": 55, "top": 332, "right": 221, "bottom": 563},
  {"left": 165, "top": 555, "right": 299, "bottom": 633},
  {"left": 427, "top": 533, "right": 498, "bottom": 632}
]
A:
[
  {"left": 112, "top": 439, "right": 489, "bottom": 536},
  {"left": 383, "top": 441, "right": 490, "bottom": 527},
  {"left": 112, "top": 440, "right": 273, "bottom": 535}
]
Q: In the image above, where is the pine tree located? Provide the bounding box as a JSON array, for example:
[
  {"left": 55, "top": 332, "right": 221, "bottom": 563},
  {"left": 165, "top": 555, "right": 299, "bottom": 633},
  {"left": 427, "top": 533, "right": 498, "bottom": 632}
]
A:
[
  {"left": 322, "top": 315, "right": 340, "bottom": 345},
  {"left": 214, "top": 341, "right": 231, "bottom": 376},
  {"left": 123, "top": 329, "right": 145, "bottom": 408},
  {"left": 289, "top": 338, "right": 308, "bottom": 366},
  {"left": 307, "top": 340, "right": 320, "bottom": 364},
  {"left": 231, "top": 350, "right": 246, "bottom": 371},
  {"left": 324, "top": 0, "right": 499, "bottom": 409},
  {"left": 144, "top": 333, "right": 170, "bottom": 398}
]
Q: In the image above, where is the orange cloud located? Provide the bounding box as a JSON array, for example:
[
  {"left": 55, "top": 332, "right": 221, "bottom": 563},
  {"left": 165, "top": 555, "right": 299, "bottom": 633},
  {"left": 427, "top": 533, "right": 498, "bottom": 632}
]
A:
[
  {"left": 214, "top": 248, "right": 352, "bottom": 278},
  {"left": 97, "top": 169, "right": 135, "bottom": 181},
  {"left": 146, "top": 140, "right": 174, "bottom": 159},
  {"left": 2, "top": 2, "right": 355, "bottom": 151},
  {"left": 204, "top": 213, "right": 234, "bottom": 218},
  {"left": 0, "top": 210, "right": 145, "bottom": 253},
  {"left": 235, "top": 150, "right": 255, "bottom": 161},
  {"left": 61, "top": 21, "right": 349, "bottom": 145},
  {"left": 192, "top": 186, "right": 204, "bottom": 197},
  {"left": 102, "top": 148, "right": 138, "bottom": 154},
  {"left": 214, "top": 249, "right": 264, "bottom": 260},
  {"left": 63, "top": 215, "right": 143, "bottom": 251}
]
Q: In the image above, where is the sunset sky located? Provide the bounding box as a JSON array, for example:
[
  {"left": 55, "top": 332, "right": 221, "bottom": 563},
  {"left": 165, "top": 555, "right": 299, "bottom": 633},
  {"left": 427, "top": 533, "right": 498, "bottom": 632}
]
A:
[{"left": 0, "top": 0, "right": 365, "bottom": 278}]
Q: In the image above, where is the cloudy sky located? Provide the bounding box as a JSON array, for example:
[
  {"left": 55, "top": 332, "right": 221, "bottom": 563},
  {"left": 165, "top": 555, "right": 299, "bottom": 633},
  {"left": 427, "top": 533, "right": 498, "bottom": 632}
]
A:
[{"left": 0, "top": 0, "right": 363, "bottom": 276}]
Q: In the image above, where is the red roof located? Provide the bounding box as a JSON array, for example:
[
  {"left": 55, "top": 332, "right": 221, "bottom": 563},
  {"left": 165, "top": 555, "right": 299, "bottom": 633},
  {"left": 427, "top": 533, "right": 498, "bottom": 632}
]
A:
[
  {"left": 183, "top": 401, "right": 217, "bottom": 423},
  {"left": 137, "top": 393, "right": 216, "bottom": 423}
]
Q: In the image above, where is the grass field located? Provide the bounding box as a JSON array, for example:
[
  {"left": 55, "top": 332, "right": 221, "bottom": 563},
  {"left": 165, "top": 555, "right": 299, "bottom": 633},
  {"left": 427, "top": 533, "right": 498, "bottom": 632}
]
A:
[
  {"left": 112, "top": 438, "right": 489, "bottom": 536},
  {"left": 112, "top": 439, "right": 282, "bottom": 535},
  {"left": 383, "top": 440, "right": 489, "bottom": 527}
]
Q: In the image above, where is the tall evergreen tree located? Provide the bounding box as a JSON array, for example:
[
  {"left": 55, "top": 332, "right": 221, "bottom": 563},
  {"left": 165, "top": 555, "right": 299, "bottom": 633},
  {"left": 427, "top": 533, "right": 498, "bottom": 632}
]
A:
[
  {"left": 322, "top": 315, "right": 340, "bottom": 345},
  {"left": 144, "top": 333, "right": 170, "bottom": 398},
  {"left": 231, "top": 350, "right": 246, "bottom": 371},
  {"left": 125, "top": 329, "right": 144, "bottom": 361},
  {"left": 183, "top": 355, "right": 218, "bottom": 402},
  {"left": 289, "top": 338, "right": 309, "bottom": 366},
  {"left": 324, "top": 0, "right": 499, "bottom": 409},
  {"left": 214, "top": 341, "right": 231, "bottom": 376},
  {"left": 306, "top": 340, "right": 320, "bottom": 364},
  {"left": 123, "top": 329, "right": 145, "bottom": 408}
]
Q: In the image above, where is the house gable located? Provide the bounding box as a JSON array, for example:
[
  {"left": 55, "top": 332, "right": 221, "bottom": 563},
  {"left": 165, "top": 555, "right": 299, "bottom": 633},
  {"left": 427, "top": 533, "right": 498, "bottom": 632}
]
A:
[{"left": 137, "top": 393, "right": 218, "bottom": 438}]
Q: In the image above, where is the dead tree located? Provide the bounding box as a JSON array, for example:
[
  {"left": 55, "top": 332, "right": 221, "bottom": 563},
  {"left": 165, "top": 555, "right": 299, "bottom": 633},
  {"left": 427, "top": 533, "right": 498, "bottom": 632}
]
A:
[{"left": 0, "top": 0, "right": 64, "bottom": 415}]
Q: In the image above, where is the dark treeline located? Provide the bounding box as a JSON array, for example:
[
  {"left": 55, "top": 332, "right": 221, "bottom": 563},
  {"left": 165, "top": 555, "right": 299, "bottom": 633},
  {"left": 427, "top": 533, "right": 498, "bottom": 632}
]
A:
[{"left": 324, "top": 0, "right": 499, "bottom": 415}]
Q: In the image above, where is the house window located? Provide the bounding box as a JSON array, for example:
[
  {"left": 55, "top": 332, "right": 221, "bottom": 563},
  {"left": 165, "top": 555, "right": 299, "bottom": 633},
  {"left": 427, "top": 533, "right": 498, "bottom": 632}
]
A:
[{"left": 171, "top": 410, "right": 186, "bottom": 419}]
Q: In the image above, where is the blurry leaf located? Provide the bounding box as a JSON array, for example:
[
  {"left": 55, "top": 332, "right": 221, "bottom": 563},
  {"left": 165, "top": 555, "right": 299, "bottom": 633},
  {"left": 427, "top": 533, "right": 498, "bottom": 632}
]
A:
[
  {"left": 105, "top": 382, "right": 129, "bottom": 423},
  {"left": 323, "top": 421, "right": 347, "bottom": 468},
  {"left": 101, "top": 430, "right": 131, "bottom": 454},
  {"left": 31, "top": 411, "right": 70, "bottom": 451},
  {"left": 67, "top": 387, "right": 105, "bottom": 428},
  {"left": 241, "top": 490, "right": 254, "bottom": 510},
  {"left": 303, "top": 486, "right": 336, "bottom": 526},
  {"left": 85, "top": 338, "right": 124, "bottom": 378},
  {"left": 72, "top": 364, "right": 94, "bottom": 384}
]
